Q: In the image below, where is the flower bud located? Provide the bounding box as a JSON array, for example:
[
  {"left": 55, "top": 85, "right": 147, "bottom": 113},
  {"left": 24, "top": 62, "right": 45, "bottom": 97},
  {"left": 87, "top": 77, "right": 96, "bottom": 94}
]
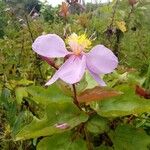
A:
[{"left": 55, "top": 123, "right": 70, "bottom": 129}]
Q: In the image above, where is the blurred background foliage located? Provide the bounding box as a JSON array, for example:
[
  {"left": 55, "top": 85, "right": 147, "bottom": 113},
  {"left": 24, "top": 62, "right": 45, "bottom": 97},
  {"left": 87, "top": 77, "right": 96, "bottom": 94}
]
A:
[{"left": 0, "top": 0, "right": 150, "bottom": 149}]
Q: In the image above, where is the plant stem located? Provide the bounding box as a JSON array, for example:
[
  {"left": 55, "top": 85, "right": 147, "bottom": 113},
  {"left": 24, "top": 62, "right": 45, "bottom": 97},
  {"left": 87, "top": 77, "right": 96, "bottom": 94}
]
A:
[
  {"left": 24, "top": 14, "right": 44, "bottom": 81},
  {"left": 72, "top": 84, "right": 81, "bottom": 110},
  {"left": 109, "top": 0, "right": 119, "bottom": 28},
  {"left": 41, "top": 56, "right": 59, "bottom": 70},
  {"left": 84, "top": 127, "right": 93, "bottom": 150},
  {"left": 113, "top": 29, "right": 121, "bottom": 57},
  {"left": 24, "top": 14, "right": 34, "bottom": 43}
]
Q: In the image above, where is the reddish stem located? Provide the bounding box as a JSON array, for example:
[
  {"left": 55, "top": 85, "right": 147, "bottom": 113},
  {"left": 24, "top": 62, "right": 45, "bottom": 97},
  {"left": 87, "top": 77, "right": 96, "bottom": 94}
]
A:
[
  {"left": 72, "top": 84, "right": 81, "bottom": 110},
  {"left": 41, "top": 56, "right": 59, "bottom": 70}
]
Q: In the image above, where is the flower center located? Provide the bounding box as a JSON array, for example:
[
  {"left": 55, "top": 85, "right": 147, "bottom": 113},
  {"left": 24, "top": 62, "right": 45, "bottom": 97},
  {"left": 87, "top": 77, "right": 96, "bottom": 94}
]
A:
[
  {"left": 73, "top": 48, "right": 82, "bottom": 55},
  {"left": 66, "top": 33, "right": 91, "bottom": 55}
]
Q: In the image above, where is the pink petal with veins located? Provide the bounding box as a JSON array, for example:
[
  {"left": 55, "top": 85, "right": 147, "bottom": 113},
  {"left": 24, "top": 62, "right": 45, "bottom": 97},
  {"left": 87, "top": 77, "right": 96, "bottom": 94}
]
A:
[{"left": 45, "top": 55, "right": 86, "bottom": 85}]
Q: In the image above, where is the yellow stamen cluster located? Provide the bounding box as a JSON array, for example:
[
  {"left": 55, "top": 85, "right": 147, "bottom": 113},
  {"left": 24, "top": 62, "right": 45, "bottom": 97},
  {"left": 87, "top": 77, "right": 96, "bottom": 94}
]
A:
[{"left": 67, "top": 33, "right": 91, "bottom": 50}]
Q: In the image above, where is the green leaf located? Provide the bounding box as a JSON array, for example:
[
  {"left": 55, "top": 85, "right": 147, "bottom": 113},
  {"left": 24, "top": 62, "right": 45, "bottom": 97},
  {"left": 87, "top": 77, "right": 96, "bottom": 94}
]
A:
[
  {"left": 0, "top": 88, "right": 10, "bottom": 106},
  {"left": 37, "top": 132, "right": 87, "bottom": 150},
  {"left": 1, "top": 88, "right": 17, "bottom": 127},
  {"left": 15, "top": 102, "right": 88, "bottom": 140},
  {"left": 26, "top": 84, "right": 72, "bottom": 104},
  {"left": 16, "top": 79, "right": 33, "bottom": 86},
  {"left": 15, "top": 87, "right": 28, "bottom": 104},
  {"left": 109, "top": 125, "right": 150, "bottom": 150},
  {"left": 94, "top": 145, "right": 113, "bottom": 150},
  {"left": 6, "top": 79, "right": 33, "bottom": 90},
  {"left": 57, "top": 76, "right": 88, "bottom": 96},
  {"left": 56, "top": 80, "right": 73, "bottom": 96},
  {"left": 85, "top": 71, "right": 98, "bottom": 89},
  {"left": 86, "top": 115, "right": 109, "bottom": 134},
  {"left": 12, "top": 111, "right": 33, "bottom": 137},
  {"left": 90, "top": 85, "right": 150, "bottom": 117},
  {"left": 76, "top": 75, "right": 88, "bottom": 94}
]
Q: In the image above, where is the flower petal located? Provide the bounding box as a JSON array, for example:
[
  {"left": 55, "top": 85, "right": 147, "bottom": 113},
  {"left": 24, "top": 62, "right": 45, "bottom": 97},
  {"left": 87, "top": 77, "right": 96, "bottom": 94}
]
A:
[
  {"left": 32, "top": 34, "right": 70, "bottom": 58},
  {"left": 45, "top": 55, "right": 86, "bottom": 85},
  {"left": 86, "top": 45, "right": 118, "bottom": 74},
  {"left": 88, "top": 69, "right": 106, "bottom": 86}
]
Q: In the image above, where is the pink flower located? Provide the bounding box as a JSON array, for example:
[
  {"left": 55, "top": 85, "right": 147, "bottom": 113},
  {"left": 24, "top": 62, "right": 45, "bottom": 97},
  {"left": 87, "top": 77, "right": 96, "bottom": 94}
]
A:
[{"left": 32, "top": 33, "right": 118, "bottom": 86}]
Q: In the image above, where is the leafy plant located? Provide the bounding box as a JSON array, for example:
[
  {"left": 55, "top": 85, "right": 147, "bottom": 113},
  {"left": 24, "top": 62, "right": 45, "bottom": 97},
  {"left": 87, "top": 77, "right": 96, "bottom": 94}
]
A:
[{"left": 0, "top": 0, "right": 150, "bottom": 150}]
